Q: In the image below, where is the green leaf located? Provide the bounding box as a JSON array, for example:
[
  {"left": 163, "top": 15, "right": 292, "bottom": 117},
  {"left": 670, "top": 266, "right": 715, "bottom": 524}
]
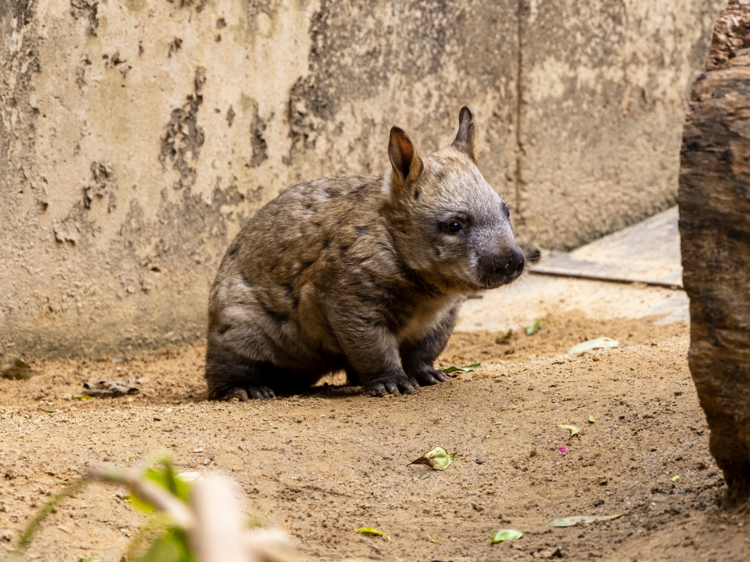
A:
[
  {"left": 548, "top": 514, "right": 624, "bottom": 527},
  {"left": 568, "top": 337, "right": 619, "bottom": 355},
  {"left": 419, "top": 473, "right": 430, "bottom": 480},
  {"left": 672, "top": 475, "right": 680, "bottom": 482},
  {"left": 491, "top": 529, "right": 524, "bottom": 543},
  {"left": 357, "top": 528, "right": 390, "bottom": 541},
  {"left": 588, "top": 416, "right": 595, "bottom": 424},
  {"left": 409, "top": 447, "right": 457, "bottom": 471},
  {"left": 72, "top": 395, "right": 94, "bottom": 400},
  {"left": 526, "top": 319, "right": 544, "bottom": 336},
  {"left": 558, "top": 425, "right": 580, "bottom": 436},
  {"left": 80, "top": 557, "right": 100, "bottom": 562},
  {"left": 430, "top": 539, "right": 439, "bottom": 543},
  {"left": 439, "top": 363, "right": 480, "bottom": 374},
  {"left": 129, "top": 458, "right": 192, "bottom": 513},
  {"left": 138, "top": 529, "right": 194, "bottom": 562}
]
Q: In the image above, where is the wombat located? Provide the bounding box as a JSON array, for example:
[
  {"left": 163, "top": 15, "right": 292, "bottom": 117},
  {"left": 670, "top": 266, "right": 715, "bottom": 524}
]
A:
[{"left": 205, "top": 107, "right": 525, "bottom": 400}]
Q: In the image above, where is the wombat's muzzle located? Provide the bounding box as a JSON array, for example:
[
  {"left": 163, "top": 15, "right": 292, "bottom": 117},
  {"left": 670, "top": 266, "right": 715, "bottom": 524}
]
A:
[{"left": 478, "top": 246, "right": 526, "bottom": 288}]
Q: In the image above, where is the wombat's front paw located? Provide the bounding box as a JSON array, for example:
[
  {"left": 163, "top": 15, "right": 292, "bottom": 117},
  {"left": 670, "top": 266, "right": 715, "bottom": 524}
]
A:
[
  {"left": 365, "top": 374, "right": 417, "bottom": 396},
  {"left": 228, "top": 385, "right": 276, "bottom": 401},
  {"left": 406, "top": 367, "right": 450, "bottom": 387}
]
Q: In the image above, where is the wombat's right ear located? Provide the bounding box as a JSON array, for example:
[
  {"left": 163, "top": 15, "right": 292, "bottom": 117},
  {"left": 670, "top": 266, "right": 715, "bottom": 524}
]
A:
[
  {"left": 388, "top": 127, "right": 423, "bottom": 192},
  {"left": 452, "top": 106, "right": 477, "bottom": 163}
]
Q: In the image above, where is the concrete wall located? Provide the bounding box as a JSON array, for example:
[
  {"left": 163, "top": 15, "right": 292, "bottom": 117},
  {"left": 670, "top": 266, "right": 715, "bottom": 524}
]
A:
[
  {"left": 0, "top": 0, "right": 723, "bottom": 357},
  {"left": 517, "top": 0, "right": 723, "bottom": 248}
]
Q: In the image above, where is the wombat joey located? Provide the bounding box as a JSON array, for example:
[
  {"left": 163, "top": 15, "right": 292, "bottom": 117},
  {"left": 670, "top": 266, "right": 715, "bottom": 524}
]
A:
[{"left": 206, "top": 107, "right": 525, "bottom": 400}]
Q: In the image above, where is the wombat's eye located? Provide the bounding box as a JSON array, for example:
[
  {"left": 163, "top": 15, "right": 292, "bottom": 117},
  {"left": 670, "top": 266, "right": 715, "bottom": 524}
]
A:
[
  {"left": 447, "top": 220, "right": 463, "bottom": 233},
  {"left": 504, "top": 204, "right": 511, "bottom": 219}
]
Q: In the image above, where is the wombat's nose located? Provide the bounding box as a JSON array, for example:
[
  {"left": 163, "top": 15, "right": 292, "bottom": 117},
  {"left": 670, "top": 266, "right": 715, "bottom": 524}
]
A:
[{"left": 494, "top": 247, "right": 525, "bottom": 278}]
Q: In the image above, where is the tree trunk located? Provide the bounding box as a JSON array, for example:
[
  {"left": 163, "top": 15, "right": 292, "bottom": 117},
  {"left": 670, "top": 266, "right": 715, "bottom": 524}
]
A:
[{"left": 679, "top": 0, "right": 750, "bottom": 499}]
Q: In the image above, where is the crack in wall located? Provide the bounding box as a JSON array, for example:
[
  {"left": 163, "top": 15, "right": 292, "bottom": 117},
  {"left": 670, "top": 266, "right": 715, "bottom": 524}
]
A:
[{"left": 514, "top": 0, "right": 528, "bottom": 227}]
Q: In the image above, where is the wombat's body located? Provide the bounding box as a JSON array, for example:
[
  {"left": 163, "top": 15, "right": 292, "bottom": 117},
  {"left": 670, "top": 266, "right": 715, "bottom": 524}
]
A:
[{"left": 206, "top": 108, "right": 525, "bottom": 399}]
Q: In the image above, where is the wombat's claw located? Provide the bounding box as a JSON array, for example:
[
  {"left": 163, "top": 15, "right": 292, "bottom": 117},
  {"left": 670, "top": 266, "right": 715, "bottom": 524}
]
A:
[
  {"left": 365, "top": 377, "right": 417, "bottom": 396},
  {"left": 419, "top": 368, "right": 450, "bottom": 385},
  {"left": 228, "top": 386, "right": 276, "bottom": 401}
]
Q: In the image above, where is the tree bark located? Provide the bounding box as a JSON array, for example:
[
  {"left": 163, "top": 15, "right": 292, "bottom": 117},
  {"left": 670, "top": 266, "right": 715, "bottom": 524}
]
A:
[{"left": 679, "top": 0, "right": 750, "bottom": 499}]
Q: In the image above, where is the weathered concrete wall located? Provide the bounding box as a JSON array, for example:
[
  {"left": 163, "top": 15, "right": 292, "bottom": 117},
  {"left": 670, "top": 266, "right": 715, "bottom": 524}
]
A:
[
  {"left": 0, "top": 0, "right": 725, "bottom": 357},
  {"left": 0, "top": 0, "right": 520, "bottom": 357},
  {"left": 517, "top": 0, "right": 724, "bottom": 249},
  {"left": 1, "top": 0, "right": 324, "bottom": 357}
]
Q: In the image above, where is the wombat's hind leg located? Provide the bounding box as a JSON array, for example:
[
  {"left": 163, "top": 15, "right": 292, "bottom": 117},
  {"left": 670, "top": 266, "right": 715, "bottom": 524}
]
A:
[
  {"left": 205, "top": 361, "right": 276, "bottom": 401},
  {"left": 345, "top": 367, "right": 360, "bottom": 386}
]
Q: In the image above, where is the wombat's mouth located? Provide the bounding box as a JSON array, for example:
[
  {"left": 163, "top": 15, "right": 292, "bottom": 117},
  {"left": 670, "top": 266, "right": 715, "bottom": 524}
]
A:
[{"left": 462, "top": 271, "right": 524, "bottom": 293}]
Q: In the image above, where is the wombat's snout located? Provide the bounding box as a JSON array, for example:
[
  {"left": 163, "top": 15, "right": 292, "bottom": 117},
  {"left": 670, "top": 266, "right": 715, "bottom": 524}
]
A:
[{"left": 479, "top": 245, "right": 525, "bottom": 288}]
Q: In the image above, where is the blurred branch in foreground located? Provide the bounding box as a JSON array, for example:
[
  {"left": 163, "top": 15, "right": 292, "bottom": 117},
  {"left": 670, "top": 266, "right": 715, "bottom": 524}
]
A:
[{"left": 2, "top": 456, "right": 296, "bottom": 562}]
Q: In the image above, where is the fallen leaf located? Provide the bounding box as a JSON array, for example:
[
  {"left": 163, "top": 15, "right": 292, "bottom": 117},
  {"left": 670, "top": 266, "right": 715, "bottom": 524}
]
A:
[
  {"left": 439, "top": 363, "right": 480, "bottom": 374},
  {"left": 568, "top": 337, "right": 619, "bottom": 355},
  {"left": 526, "top": 319, "right": 544, "bottom": 336},
  {"left": 548, "top": 514, "right": 624, "bottom": 527},
  {"left": 588, "top": 416, "right": 595, "bottom": 424},
  {"left": 558, "top": 425, "right": 580, "bottom": 436},
  {"left": 82, "top": 379, "right": 140, "bottom": 398},
  {"left": 408, "top": 447, "right": 457, "bottom": 471},
  {"left": 491, "top": 529, "right": 524, "bottom": 543},
  {"left": 357, "top": 528, "right": 390, "bottom": 541},
  {"left": 1, "top": 355, "right": 42, "bottom": 380},
  {"left": 79, "top": 557, "right": 100, "bottom": 562},
  {"left": 72, "top": 395, "right": 94, "bottom": 400},
  {"left": 430, "top": 539, "right": 439, "bottom": 543},
  {"left": 494, "top": 328, "right": 514, "bottom": 344},
  {"left": 672, "top": 475, "right": 680, "bottom": 482},
  {"left": 419, "top": 473, "right": 430, "bottom": 480}
]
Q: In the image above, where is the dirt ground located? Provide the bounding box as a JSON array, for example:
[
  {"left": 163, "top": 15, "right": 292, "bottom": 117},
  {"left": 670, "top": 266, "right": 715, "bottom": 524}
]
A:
[{"left": 1, "top": 311, "right": 749, "bottom": 562}]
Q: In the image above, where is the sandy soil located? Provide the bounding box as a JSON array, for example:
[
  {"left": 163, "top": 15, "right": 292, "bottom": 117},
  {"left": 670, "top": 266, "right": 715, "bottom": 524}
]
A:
[{"left": 1, "top": 312, "right": 748, "bottom": 562}]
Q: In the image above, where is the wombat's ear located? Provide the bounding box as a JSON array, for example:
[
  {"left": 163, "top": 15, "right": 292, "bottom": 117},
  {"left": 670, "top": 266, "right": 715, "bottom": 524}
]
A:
[
  {"left": 451, "top": 106, "right": 477, "bottom": 163},
  {"left": 388, "top": 127, "right": 424, "bottom": 189}
]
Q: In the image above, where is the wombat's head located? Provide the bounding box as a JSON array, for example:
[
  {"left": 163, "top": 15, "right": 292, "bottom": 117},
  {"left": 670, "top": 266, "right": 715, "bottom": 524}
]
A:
[{"left": 383, "top": 107, "right": 525, "bottom": 293}]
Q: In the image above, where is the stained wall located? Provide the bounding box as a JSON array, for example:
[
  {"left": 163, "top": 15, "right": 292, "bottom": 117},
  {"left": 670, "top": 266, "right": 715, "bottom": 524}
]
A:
[{"left": 0, "top": 0, "right": 723, "bottom": 356}]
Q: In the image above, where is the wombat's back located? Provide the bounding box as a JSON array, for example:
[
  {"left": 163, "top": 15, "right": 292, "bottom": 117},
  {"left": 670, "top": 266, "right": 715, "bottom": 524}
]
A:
[
  {"left": 225, "top": 175, "right": 380, "bottom": 287},
  {"left": 206, "top": 174, "right": 392, "bottom": 376}
]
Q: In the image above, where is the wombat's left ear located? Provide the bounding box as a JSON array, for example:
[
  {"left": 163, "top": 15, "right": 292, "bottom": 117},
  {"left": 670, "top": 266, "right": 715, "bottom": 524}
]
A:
[
  {"left": 388, "top": 126, "right": 424, "bottom": 189},
  {"left": 452, "top": 106, "right": 477, "bottom": 163}
]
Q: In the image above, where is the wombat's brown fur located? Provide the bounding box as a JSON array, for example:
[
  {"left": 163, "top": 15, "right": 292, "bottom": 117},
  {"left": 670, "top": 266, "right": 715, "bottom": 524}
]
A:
[{"left": 206, "top": 107, "right": 525, "bottom": 400}]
